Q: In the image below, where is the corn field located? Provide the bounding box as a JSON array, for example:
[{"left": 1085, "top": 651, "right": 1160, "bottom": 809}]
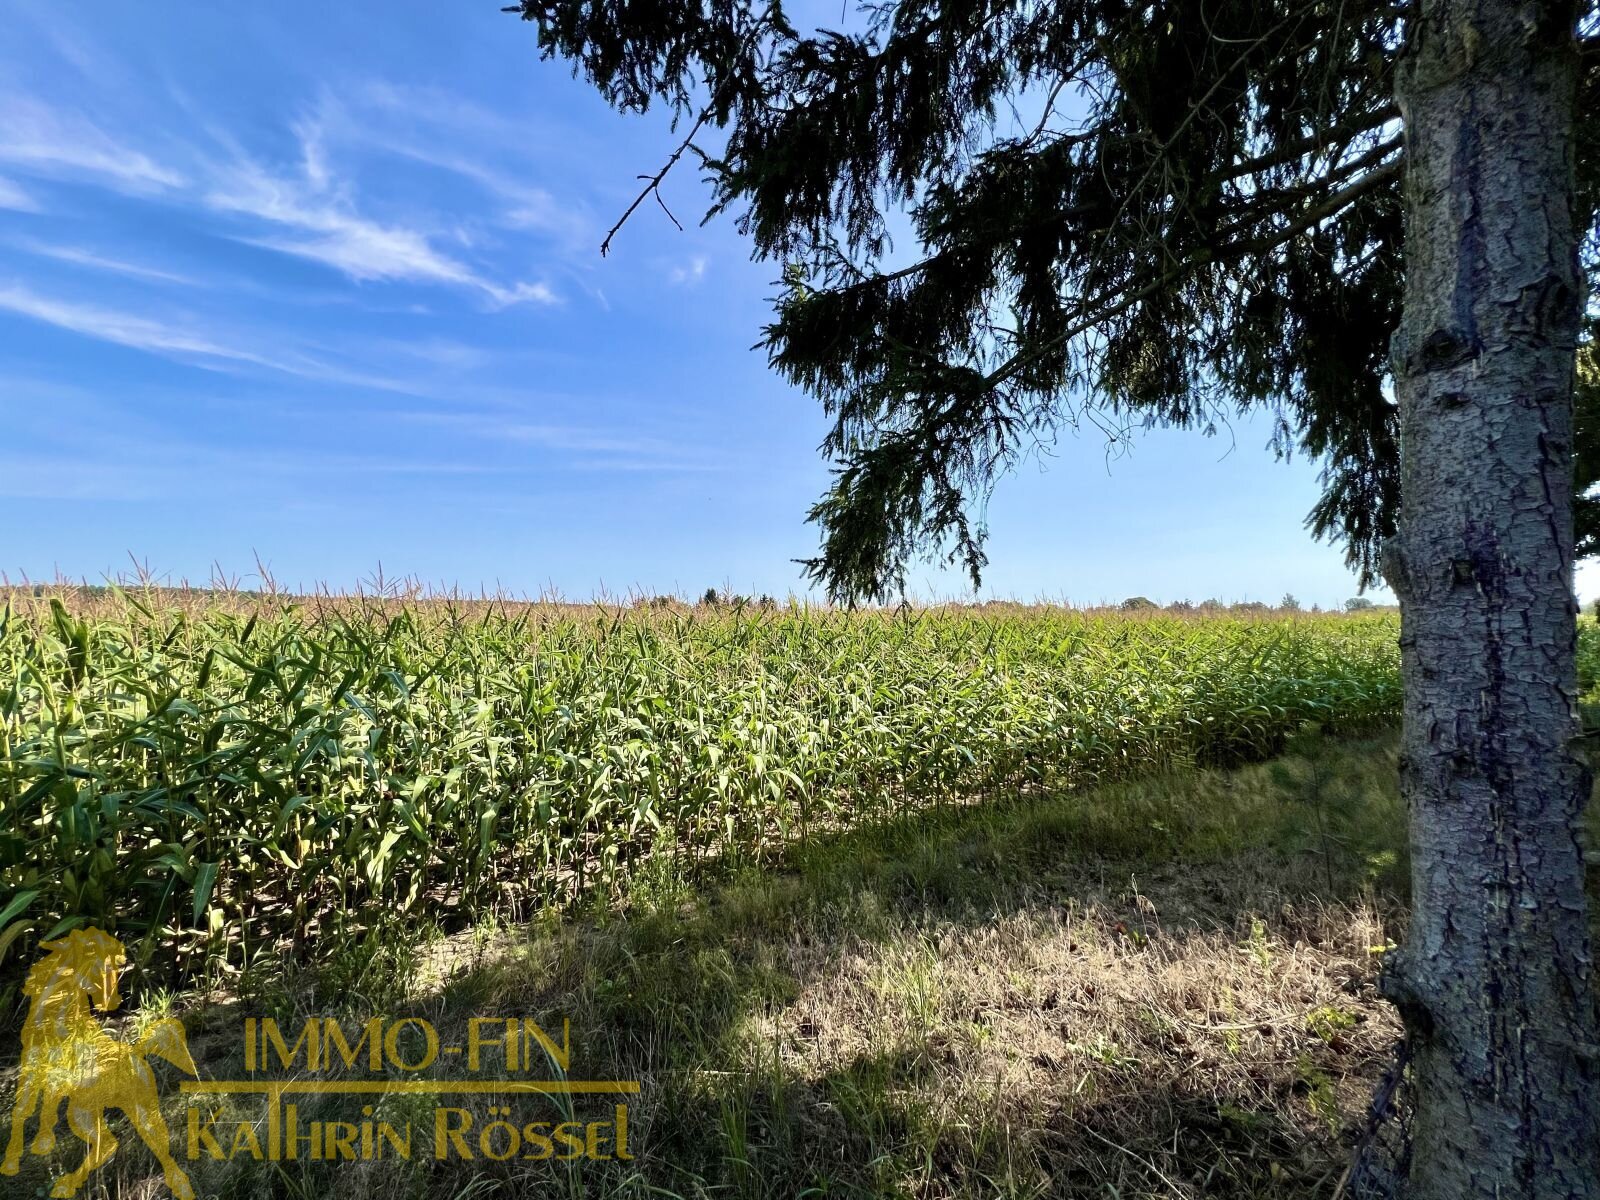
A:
[{"left": 0, "top": 591, "right": 1408, "bottom": 988}]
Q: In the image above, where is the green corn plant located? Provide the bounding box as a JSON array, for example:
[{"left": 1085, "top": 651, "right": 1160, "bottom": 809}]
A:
[{"left": 0, "top": 589, "right": 1423, "bottom": 990}]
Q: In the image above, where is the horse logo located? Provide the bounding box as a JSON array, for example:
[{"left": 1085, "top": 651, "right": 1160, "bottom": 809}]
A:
[{"left": 2, "top": 927, "right": 197, "bottom": 1199}]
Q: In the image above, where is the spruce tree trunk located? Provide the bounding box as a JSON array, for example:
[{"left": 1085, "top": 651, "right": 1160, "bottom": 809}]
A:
[{"left": 1384, "top": 2, "right": 1599, "bottom": 1195}]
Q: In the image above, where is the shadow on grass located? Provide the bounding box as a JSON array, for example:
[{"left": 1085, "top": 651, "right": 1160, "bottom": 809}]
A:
[{"left": 4, "top": 733, "right": 1414, "bottom": 1200}]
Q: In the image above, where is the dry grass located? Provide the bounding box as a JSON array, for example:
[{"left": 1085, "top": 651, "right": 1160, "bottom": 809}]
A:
[{"left": 0, "top": 730, "right": 1436, "bottom": 1200}]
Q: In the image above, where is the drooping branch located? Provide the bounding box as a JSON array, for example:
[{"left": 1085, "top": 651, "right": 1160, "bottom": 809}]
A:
[
  {"left": 520, "top": 0, "right": 1427, "bottom": 596},
  {"left": 918, "top": 155, "right": 1405, "bottom": 404}
]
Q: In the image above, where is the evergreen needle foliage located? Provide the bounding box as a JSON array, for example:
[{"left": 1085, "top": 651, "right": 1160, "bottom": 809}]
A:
[{"left": 512, "top": 1, "right": 1600, "bottom": 598}]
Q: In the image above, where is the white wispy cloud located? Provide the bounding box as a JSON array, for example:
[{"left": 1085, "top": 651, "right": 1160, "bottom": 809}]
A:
[
  {"left": 0, "top": 452, "right": 165, "bottom": 501},
  {"left": 503, "top": 423, "right": 690, "bottom": 456},
  {"left": 396, "top": 410, "right": 724, "bottom": 471},
  {"left": 670, "top": 256, "right": 708, "bottom": 286},
  {"left": 0, "top": 444, "right": 524, "bottom": 503},
  {"left": 295, "top": 117, "right": 334, "bottom": 192},
  {"left": 0, "top": 87, "right": 578, "bottom": 307},
  {"left": 204, "top": 129, "right": 559, "bottom": 308},
  {"left": 0, "top": 283, "right": 271, "bottom": 365},
  {"left": 306, "top": 84, "right": 596, "bottom": 246},
  {"left": 15, "top": 238, "right": 199, "bottom": 285},
  {"left": 366, "top": 139, "right": 584, "bottom": 244},
  {"left": 0, "top": 282, "right": 432, "bottom": 393},
  {"left": 0, "top": 176, "right": 37, "bottom": 212},
  {"left": 381, "top": 338, "right": 496, "bottom": 370},
  {"left": 0, "top": 95, "right": 184, "bottom": 191}
]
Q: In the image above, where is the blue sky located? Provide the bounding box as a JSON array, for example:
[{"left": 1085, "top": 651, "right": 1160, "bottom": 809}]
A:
[{"left": 0, "top": 1, "right": 1408, "bottom": 607}]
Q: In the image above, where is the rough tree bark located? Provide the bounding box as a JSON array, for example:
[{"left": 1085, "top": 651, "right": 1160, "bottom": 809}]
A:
[{"left": 1383, "top": 1, "right": 1599, "bottom": 1195}]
